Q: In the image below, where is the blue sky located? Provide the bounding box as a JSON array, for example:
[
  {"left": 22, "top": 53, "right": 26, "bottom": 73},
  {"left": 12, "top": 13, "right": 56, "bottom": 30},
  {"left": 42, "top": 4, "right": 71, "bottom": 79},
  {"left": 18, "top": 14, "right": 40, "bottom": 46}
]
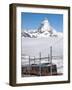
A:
[{"left": 21, "top": 12, "right": 63, "bottom": 32}]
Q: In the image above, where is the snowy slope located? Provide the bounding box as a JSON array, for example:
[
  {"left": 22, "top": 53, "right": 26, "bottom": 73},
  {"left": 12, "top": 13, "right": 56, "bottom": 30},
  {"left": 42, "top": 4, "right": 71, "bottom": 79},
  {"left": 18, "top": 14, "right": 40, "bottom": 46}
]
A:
[
  {"left": 21, "top": 37, "right": 63, "bottom": 73},
  {"left": 21, "top": 36, "right": 63, "bottom": 57}
]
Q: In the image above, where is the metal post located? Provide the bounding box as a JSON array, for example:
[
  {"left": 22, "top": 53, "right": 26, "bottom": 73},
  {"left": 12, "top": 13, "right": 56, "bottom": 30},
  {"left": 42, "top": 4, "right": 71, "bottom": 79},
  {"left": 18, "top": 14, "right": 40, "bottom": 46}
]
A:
[
  {"left": 29, "top": 56, "right": 30, "bottom": 75},
  {"left": 34, "top": 56, "right": 35, "bottom": 64},
  {"left": 48, "top": 54, "right": 49, "bottom": 63},
  {"left": 39, "top": 52, "right": 41, "bottom": 76},
  {"left": 50, "top": 46, "right": 52, "bottom": 75}
]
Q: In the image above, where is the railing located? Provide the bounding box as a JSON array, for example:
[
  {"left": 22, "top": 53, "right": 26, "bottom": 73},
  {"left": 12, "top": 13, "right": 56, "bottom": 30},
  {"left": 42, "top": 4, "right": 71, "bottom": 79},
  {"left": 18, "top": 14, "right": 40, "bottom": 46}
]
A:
[{"left": 21, "top": 46, "right": 63, "bottom": 76}]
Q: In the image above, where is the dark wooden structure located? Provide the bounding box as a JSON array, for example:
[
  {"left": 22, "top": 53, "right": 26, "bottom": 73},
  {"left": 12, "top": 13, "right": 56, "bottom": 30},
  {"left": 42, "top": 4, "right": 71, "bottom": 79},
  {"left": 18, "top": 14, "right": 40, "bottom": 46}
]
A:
[{"left": 22, "top": 63, "right": 57, "bottom": 76}]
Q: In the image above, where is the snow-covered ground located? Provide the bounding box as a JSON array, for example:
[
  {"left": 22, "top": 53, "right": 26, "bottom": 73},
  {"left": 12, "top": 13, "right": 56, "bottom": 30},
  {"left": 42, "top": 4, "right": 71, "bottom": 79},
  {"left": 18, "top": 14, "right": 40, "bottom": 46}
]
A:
[
  {"left": 21, "top": 37, "right": 63, "bottom": 74},
  {"left": 21, "top": 36, "right": 63, "bottom": 57}
]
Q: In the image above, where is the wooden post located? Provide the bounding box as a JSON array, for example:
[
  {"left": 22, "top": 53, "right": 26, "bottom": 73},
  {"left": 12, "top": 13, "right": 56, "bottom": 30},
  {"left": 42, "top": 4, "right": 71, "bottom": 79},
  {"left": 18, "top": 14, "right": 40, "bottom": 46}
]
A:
[
  {"left": 50, "top": 46, "right": 52, "bottom": 75},
  {"left": 39, "top": 52, "right": 41, "bottom": 76}
]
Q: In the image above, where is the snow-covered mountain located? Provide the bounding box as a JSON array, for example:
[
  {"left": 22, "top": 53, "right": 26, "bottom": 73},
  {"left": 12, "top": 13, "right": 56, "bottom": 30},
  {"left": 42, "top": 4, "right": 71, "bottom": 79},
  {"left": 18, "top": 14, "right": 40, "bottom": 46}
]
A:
[{"left": 21, "top": 18, "right": 63, "bottom": 38}]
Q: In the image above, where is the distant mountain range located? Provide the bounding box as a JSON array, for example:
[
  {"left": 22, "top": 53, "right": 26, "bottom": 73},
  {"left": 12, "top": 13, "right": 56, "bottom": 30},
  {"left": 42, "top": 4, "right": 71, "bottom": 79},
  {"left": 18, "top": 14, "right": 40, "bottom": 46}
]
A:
[{"left": 21, "top": 18, "right": 63, "bottom": 38}]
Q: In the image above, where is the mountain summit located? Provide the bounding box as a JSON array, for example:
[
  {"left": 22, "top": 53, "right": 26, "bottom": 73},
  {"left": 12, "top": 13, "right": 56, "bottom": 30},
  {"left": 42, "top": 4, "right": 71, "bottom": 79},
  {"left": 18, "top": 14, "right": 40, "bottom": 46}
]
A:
[
  {"left": 22, "top": 18, "right": 63, "bottom": 38},
  {"left": 38, "top": 18, "right": 52, "bottom": 33}
]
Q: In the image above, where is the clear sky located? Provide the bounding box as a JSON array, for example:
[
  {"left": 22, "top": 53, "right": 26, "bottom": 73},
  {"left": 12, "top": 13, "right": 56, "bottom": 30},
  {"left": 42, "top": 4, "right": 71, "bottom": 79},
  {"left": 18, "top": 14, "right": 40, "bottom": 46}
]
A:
[{"left": 21, "top": 12, "right": 63, "bottom": 32}]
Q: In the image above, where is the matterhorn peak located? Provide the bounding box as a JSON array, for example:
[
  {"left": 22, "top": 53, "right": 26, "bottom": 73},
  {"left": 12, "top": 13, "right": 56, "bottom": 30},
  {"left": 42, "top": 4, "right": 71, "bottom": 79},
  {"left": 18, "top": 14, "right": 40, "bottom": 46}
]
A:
[
  {"left": 38, "top": 18, "right": 52, "bottom": 33},
  {"left": 22, "top": 17, "right": 63, "bottom": 38},
  {"left": 41, "top": 17, "right": 49, "bottom": 24}
]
